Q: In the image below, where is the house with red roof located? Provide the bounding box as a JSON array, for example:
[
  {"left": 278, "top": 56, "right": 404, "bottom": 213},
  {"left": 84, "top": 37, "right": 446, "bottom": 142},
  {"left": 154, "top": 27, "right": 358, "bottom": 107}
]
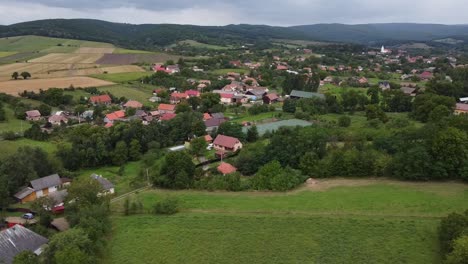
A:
[
  {"left": 185, "top": 90, "right": 200, "bottom": 97},
  {"left": 220, "top": 93, "right": 235, "bottom": 105},
  {"left": 204, "top": 135, "right": 213, "bottom": 143},
  {"left": 160, "top": 113, "right": 177, "bottom": 121},
  {"left": 89, "top": 94, "right": 112, "bottom": 105},
  {"left": 358, "top": 77, "right": 369, "bottom": 85},
  {"left": 104, "top": 110, "right": 125, "bottom": 124},
  {"left": 213, "top": 135, "right": 243, "bottom": 152},
  {"left": 420, "top": 71, "right": 434, "bottom": 80},
  {"left": 25, "top": 110, "right": 41, "bottom": 121},
  {"left": 170, "top": 92, "right": 188, "bottom": 104},
  {"left": 229, "top": 60, "right": 242, "bottom": 67},
  {"left": 217, "top": 162, "right": 237, "bottom": 175},
  {"left": 48, "top": 113, "right": 68, "bottom": 126},
  {"left": 123, "top": 100, "right": 143, "bottom": 109},
  {"left": 158, "top": 104, "right": 176, "bottom": 114},
  {"left": 455, "top": 103, "right": 468, "bottom": 115},
  {"left": 263, "top": 93, "right": 279, "bottom": 104},
  {"left": 276, "top": 65, "right": 288, "bottom": 71}
]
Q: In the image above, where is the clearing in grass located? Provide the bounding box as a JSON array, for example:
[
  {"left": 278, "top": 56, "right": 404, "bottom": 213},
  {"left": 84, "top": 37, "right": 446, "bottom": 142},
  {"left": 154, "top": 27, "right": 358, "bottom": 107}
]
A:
[{"left": 91, "top": 72, "right": 153, "bottom": 83}]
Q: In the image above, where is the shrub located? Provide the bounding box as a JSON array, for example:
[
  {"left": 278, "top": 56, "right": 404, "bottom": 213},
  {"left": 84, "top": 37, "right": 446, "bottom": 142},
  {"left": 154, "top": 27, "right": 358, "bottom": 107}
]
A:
[
  {"left": 153, "top": 197, "right": 179, "bottom": 215},
  {"left": 338, "top": 116, "right": 351, "bottom": 127}
]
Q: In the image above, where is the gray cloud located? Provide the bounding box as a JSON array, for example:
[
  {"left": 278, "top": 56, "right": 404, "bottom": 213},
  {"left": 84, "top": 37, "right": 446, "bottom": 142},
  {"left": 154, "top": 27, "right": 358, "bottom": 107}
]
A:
[{"left": 0, "top": 0, "right": 466, "bottom": 26}]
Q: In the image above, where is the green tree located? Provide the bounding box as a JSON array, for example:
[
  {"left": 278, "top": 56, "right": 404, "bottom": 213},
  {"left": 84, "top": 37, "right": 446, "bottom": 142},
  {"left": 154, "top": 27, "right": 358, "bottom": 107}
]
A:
[
  {"left": 217, "top": 122, "right": 245, "bottom": 140},
  {"left": 190, "top": 137, "right": 207, "bottom": 158},
  {"left": 246, "top": 125, "right": 259, "bottom": 142},
  {"left": 429, "top": 105, "right": 451, "bottom": 123},
  {"left": 445, "top": 235, "right": 468, "bottom": 264},
  {"left": 13, "top": 251, "right": 38, "bottom": 264},
  {"left": 282, "top": 99, "right": 296, "bottom": 113},
  {"left": 156, "top": 151, "right": 195, "bottom": 189},
  {"left": 128, "top": 139, "right": 141, "bottom": 161},
  {"left": 299, "top": 152, "right": 320, "bottom": 176},
  {"left": 338, "top": 115, "right": 351, "bottom": 127},
  {"left": 201, "top": 93, "right": 221, "bottom": 110},
  {"left": 38, "top": 104, "right": 52, "bottom": 116},
  {"left": 11, "top": 71, "right": 19, "bottom": 80},
  {"left": 43, "top": 228, "right": 94, "bottom": 263},
  {"left": 439, "top": 211, "right": 468, "bottom": 254},
  {"left": 367, "top": 86, "right": 380, "bottom": 104},
  {"left": 66, "top": 178, "right": 104, "bottom": 208},
  {"left": 175, "top": 102, "right": 191, "bottom": 113},
  {"left": 20, "top": 72, "right": 31, "bottom": 79},
  {"left": 112, "top": 141, "right": 128, "bottom": 165},
  {"left": 187, "top": 96, "right": 201, "bottom": 110}
]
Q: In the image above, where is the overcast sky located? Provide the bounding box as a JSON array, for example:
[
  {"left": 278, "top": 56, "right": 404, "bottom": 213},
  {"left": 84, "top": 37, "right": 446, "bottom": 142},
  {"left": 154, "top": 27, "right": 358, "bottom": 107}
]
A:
[{"left": 0, "top": 0, "right": 466, "bottom": 26}]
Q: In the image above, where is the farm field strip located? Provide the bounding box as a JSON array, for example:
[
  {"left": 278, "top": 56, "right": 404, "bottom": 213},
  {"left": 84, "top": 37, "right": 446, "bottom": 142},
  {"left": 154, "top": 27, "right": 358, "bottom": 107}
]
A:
[
  {"left": 0, "top": 76, "right": 115, "bottom": 95},
  {"left": 74, "top": 47, "right": 115, "bottom": 54},
  {"left": 29, "top": 53, "right": 104, "bottom": 64}
]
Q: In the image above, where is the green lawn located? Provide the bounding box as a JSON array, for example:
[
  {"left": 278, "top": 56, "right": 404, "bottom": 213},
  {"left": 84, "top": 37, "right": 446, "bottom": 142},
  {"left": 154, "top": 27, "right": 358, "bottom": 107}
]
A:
[
  {"left": 107, "top": 181, "right": 468, "bottom": 264},
  {"left": 0, "top": 139, "right": 59, "bottom": 160},
  {"left": 77, "top": 161, "right": 147, "bottom": 195},
  {"left": 0, "top": 35, "right": 113, "bottom": 53},
  {"left": 91, "top": 72, "right": 153, "bottom": 83},
  {"left": 0, "top": 106, "right": 31, "bottom": 133},
  {"left": 97, "top": 84, "right": 156, "bottom": 107},
  {"left": 319, "top": 84, "right": 367, "bottom": 98}
]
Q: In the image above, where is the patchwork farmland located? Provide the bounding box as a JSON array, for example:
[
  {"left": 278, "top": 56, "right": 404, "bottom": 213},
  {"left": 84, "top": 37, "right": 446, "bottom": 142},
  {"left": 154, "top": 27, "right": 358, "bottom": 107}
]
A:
[
  {"left": 96, "top": 53, "right": 183, "bottom": 65},
  {"left": 0, "top": 76, "right": 114, "bottom": 95}
]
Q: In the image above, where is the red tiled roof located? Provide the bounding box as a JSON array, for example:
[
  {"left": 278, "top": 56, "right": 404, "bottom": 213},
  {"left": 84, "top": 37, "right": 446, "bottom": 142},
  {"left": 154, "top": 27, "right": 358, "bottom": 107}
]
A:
[
  {"left": 217, "top": 162, "right": 237, "bottom": 175},
  {"left": 204, "top": 135, "right": 213, "bottom": 142},
  {"left": 90, "top": 94, "right": 112, "bottom": 104},
  {"left": 124, "top": 100, "right": 143, "bottom": 108},
  {"left": 265, "top": 93, "right": 279, "bottom": 101},
  {"left": 276, "top": 65, "right": 288, "bottom": 70},
  {"left": 213, "top": 135, "right": 240, "bottom": 149},
  {"left": 105, "top": 122, "right": 113, "bottom": 128},
  {"left": 160, "top": 113, "right": 177, "bottom": 121},
  {"left": 25, "top": 110, "right": 41, "bottom": 117},
  {"left": 221, "top": 93, "right": 234, "bottom": 99},
  {"left": 158, "top": 104, "right": 176, "bottom": 111},
  {"left": 106, "top": 110, "right": 125, "bottom": 121},
  {"left": 185, "top": 90, "right": 200, "bottom": 97},
  {"left": 456, "top": 103, "right": 468, "bottom": 112},
  {"left": 171, "top": 92, "right": 188, "bottom": 99},
  {"left": 203, "top": 113, "right": 212, "bottom": 120}
]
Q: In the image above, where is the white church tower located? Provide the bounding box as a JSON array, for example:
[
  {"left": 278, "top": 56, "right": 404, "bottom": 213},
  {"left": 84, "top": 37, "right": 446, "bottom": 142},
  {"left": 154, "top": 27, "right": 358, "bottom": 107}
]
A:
[{"left": 381, "top": 45, "right": 385, "bottom": 53}]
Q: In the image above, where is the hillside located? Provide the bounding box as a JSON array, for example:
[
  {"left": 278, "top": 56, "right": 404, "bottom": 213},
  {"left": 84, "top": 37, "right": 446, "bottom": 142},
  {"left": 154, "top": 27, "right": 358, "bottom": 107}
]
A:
[
  {"left": 2, "top": 19, "right": 468, "bottom": 49},
  {"left": 291, "top": 23, "right": 468, "bottom": 43}
]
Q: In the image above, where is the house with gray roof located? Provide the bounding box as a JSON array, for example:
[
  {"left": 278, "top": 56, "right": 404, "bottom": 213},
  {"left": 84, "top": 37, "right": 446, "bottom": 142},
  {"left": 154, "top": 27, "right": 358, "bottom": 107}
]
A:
[
  {"left": 91, "top": 174, "right": 115, "bottom": 195},
  {"left": 289, "top": 90, "right": 325, "bottom": 100},
  {"left": 14, "top": 174, "right": 62, "bottom": 203},
  {"left": 0, "top": 225, "right": 48, "bottom": 264}
]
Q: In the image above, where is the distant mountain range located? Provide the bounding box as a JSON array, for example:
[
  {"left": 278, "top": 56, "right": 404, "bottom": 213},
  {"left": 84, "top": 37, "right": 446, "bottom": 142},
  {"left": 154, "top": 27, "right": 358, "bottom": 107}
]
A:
[{"left": 1, "top": 19, "right": 468, "bottom": 49}]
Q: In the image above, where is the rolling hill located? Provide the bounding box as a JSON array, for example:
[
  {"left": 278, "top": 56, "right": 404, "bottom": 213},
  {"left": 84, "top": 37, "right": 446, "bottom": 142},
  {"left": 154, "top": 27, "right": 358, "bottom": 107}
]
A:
[{"left": 1, "top": 19, "right": 468, "bottom": 49}]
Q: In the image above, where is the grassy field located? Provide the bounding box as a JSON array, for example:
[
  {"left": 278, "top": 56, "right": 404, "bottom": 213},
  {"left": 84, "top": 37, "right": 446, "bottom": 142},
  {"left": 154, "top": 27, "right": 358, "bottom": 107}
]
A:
[
  {"left": 77, "top": 161, "right": 147, "bottom": 195},
  {"left": 97, "top": 84, "right": 155, "bottom": 106},
  {"left": 113, "top": 48, "right": 156, "bottom": 54},
  {"left": 0, "top": 35, "right": 113, "bottom": 53},
  {"left": 0, "top": 51, "right": 16, "bottom": 58},
  {"left": 107, "top": 180, "right": 468, "bottom": 264},
  {"left": 91, "top": 72, "right": 153, "bottom": 83},
  {"left": 0, "top": 106, "right": 31, "bottom": 133},
  {"left": 0, "top": 139, "right": 59, "bottom": 160}
]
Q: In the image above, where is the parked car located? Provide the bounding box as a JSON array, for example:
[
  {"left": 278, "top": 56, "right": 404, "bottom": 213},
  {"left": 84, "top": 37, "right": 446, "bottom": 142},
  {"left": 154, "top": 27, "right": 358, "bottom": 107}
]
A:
[{"left": 22, "top": 213, "right": 34, "bottom": 220}]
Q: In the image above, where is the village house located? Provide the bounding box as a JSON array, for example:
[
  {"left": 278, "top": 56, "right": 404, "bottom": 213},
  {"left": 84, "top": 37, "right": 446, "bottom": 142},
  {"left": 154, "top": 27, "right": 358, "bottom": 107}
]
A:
[
  {"left": 89, "top": 94, "right": 112, "bottom": 105},
  {"left": 185, "top": 89, "right": 200, "bottom": 97},
  {"left": 25, "top": 110, "right": 41, "bottom": 121},
  {"left": 263, "top": 93, "right": 279, "bottom": 104},
  {"left": 455, "top": 103, "right": 468, "bottom": 115},
  {"left": 379, "top": 81, "right": 391, "bottom": 90},
  {"left": 217, "top": 162, "right": 237, "bottom": 175},
  {"left": 358, "top": 77, "right": 369, "bottom": 85},
  {"left": 229, "top": 60, "right": 242, "bottom": 67},
  {"left": 48, "top": 113, "right": 68, "bottom": 126},
  {"left": 213, "top": 134, "right": 243, "bottom": 153},
  {"left": 104, "top": 110, "right": 125, "bottom": 124},
  {"left": 220, "top": 93, "right": 235, "bottom": 105},
  {"left": 276, "top": 65, "right": 288, "bottom": 71},
  {"left": 170, "top": 92, "right": 189, "bottom": 104},
  {"left": 91, "top": 174, "right": 115, "bottom": 195},
  {"left": 205, "top": 116, "right": 226, "bottom": 133},
  {"left": 420, "top": 71, "right": 433, "bottom": 80},
  {"left": 0, "top": 225, "right": 49, "bottom": 264},
  {"left": 401, "top": 87, "right": 418, "bottom": 96},
  {"left": 158, "top": 104, "right": 176, "bottom": 114},
  {"left": 160, "top": 113, "right": 177, "bottom": 121},
  {"left": 14, "top": 174, "right": 62, "bottom": 203},
  {"left": 124, "top": 100, "right": 143, "bottom": 109}
]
